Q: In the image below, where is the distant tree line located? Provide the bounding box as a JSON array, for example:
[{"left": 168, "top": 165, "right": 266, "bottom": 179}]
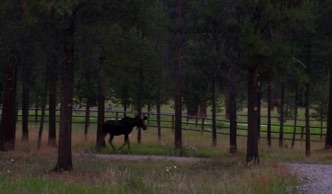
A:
[{"left": 0, "top": 0, "right": 331, "bottom": 170}]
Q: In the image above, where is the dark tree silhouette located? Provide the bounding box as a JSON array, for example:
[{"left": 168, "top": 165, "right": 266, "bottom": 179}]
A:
[
  {"left": 174, "top": 0, "right": 183, "bottom": 151},
  {"left": 325, "top": 68, "right": 332, "bottom": 149},
  {"left": 0, "top": 51, "right": 18, "bottom": 151},
  {"left": 96, "top": 45, "right": 106, "bottom": 149},
  {"left": 53, "top": 3, "right": 85, "bottom": 171},
  {"left": 246, "top": 66, "right": 260, "bottom": 165}
]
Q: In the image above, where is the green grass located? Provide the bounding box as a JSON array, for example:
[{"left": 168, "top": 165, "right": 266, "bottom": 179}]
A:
[
  {"left": 0, "top": 176, "right": 125, "bottom": 194},
  {"left": 92, "top": 142, "right": 221, "bottom": 159},
  {"left": 0, "top": 148, "right": 299, "bottom": 194},
  {"left": 0, "top": 122, "right": 308, "bottom": 194},
  {"left": 6, "top": 103, "right": 330, "bottom": 194}
]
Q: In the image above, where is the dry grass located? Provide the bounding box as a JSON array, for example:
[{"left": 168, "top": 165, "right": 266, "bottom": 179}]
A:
[{"left": 1, "top": 123, "right": 323, "bottom": 193}]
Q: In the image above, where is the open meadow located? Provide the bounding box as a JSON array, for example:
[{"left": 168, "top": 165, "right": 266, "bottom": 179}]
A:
[{"left": 1, "top": 120, "right": 332, "bottom": 194}]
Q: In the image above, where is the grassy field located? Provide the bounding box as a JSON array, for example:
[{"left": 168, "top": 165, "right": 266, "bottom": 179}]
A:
[
  {"left": 3, "top": 104, "right": 330, "bottom": 193},
  {"left": 1, "top": 121, "right": 332, "bottom": 194}
]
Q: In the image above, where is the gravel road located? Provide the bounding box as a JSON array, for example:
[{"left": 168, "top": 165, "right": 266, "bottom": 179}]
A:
[
  {"left": 285, "top": 163, "right": 332, "bottom": 194},
  {"left": 79, "top": 153, "right": 208, "bottom": 163}
]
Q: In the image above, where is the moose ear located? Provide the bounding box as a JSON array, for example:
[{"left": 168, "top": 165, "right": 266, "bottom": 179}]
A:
[{"left": 143, "top": 116, "right": 148, "bottom": 120}]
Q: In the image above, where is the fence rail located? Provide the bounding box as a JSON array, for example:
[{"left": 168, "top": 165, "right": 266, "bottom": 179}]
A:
[{"left": 15, "top": 108, "right": 327, "bottom": 143}]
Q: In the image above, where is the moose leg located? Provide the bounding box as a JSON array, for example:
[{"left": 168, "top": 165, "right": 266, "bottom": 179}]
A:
[
  {"left": 119, "top": 135, "right": 129, "bottom": 150},
  {"left": 127, "top": 135, "right": 130, "bottom": 150},
  {"left": 108, "top": 135, "right": 116, "bottom": 151}
]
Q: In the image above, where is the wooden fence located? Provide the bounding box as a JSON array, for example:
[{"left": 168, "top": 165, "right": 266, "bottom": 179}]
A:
[{"left": 17, "top": 108, "right": 327, "bottom": 143}]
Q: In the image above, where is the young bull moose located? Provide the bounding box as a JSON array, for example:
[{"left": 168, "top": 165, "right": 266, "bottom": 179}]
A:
[{"left": 103, "top": 115, "right": 148, "bottom": 151}]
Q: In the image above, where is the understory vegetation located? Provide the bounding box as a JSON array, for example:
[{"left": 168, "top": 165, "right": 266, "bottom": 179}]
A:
[{"left": 1, "top": 123, "right": 331, "bottom": 194}]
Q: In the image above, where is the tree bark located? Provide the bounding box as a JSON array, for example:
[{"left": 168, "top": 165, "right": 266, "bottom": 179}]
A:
[
  {"left": 48, "top": 60, "right": 58, "bottom": 147},
  {"left": 305, "top": 83, "right": 311, "bottom": 156},
  {"left": 21, "top": 43, "right": 36, "bottom": 142},
  {"left": 267, "top": 80, "right": 272, "bottom": 147},
  {"left": 229, "top": 83, "right": 237, "bottom": 153},
  {"left": 137, "top": 68, "right": 144, "bottom": 144},
  {"left": 37, "top": 81, "right": 48, "bottom": 150},
  {"left": 246, "top": 66, "right": 259, "bottom": 165},
  {"left": 187, "top": 104, "right": 198, "bottom": 117},
  {"left": 21, "top": 81, "right": 30, "bottom": 142},
  {"left": 211, "top": 79, "right": 217, "bottom": 147},
  {"left": 0, "top": 52, "right": 18, "bottom": 151},
  {"left": 157, "top": 73, "right": 162, "bottom": 142},
  {"left": 198, "top": 100, "right": 207, "bottom": 117},
  {"left": 96, "top": 79, "right": 105, "bottom": 149},
  {"left": 53, "top": 5, "right": 84, "bottom": 171},
  {"left": 291, "top": 86, "right": 298, "bottom": 148},
  {"left": 96, "top": 46, "right": 106, "bottom": 149},
  {"left": 279, "top": 84, "right": 285, "bottom": 147},
  {"left": 84, "top": 101, "right": 90, "bottom": 136},
  {"left": 325, "top": 68, "right": 332, "bottom": 149},
  {"left": 174, "top": 0, "right": 183, "bottom": 151},
  {"left": 34, "top": 107, "right": 38, "bottom": 124},
  {"left": 257, "top": 77, "right": 261, "bottom": 140}
]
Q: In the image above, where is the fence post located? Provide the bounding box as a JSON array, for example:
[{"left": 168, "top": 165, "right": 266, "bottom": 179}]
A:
[{"left": 115, "top": 112, "right": 118, "bottom": 120}]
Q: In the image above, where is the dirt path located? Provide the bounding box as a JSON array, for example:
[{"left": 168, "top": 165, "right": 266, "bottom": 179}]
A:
[
  {"left": 79, "top": 153, "right": 208, "bottom": 163},
  {"left": 285, "top": 163, "right": 332, "bottom": 194}
]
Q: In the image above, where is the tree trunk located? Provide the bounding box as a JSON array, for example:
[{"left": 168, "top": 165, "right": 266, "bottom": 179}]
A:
[
  {"left": 96, "top": 47, "right": 106, "bottom": 149},
  {"left": 137, "top": 68, "right": 144, "bottom": 144},
  {"left": 123, "top": 103, "right": 127, "bottom": 117},
  {"left": 35, "top": 106, "right": 38, "bottom": 124},
  {"left": 229, "top": 83, "right": 237, "bottom": 153},
  {"left": 21, "top": 44, "right": 34, "bottom": 142},
  {"left": 157, "top": 74, "right": 162, "bottom": 142},
  {"left": 84, "top": 101, "right": 90, "bottom": 136},
  {"left": 0, "top": 52, "right": 18, "bottom": 151},
  {"left": 246, "top": 66, "right": 259, "bottom": 165},
  {"left": 48, "top": 62, "right": 58, "bottom": 147},
  {"left": 279, "top": 84, "right": 285, "bottom": 147},
  {"left": 198, "top": 100, "right": 207, "bottom": 117},
  {"left": 211, "top": 80, "right": 217, "bottom": 147},
  {"left": 157, "top": 102, "right": 161, "bottom": 142},
  {"left": 305, "top": 83, "right": 310, "bottom": 156},
  {"left": 187, "top": 104, "right": 198, "bottom": 117},
  {"left": 96, "top": 79, "right": 105, "bottom": 149},
  {"left": 267, "top": 80, "right": 272, "bottom": 147},
  {"left": 174, "top": 0, "right": 183, "bottom": 151},
  {"left": 37, "top": 81, "right": 48, "bottom": 150},
  {"left": 325, "top": 68, "right": 332, "bottom": 149},
  {"left": 291, "top": 86, "right": 298, "bottom": 148},
  {"left": 21, "top": 81, "right": 30, "bottom": 142},
  {"left": 53, "top": 7, "right": 82, "bottom": 171},
  {"left": 257, "top": 77, "right": 261, "bottom": 140}
]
